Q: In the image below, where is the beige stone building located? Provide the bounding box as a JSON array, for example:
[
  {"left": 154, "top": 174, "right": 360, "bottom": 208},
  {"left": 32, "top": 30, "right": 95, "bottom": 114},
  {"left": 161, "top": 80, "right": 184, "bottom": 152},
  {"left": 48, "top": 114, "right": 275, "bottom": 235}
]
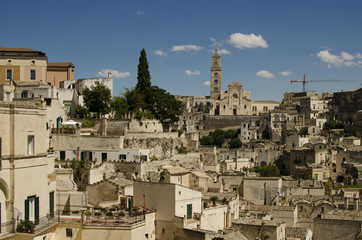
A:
[
  {"left": 0, "top": 47, "right": 48, "bottom": 85},
  {"left": 0, "top": 100, "right": 56, "bottom": 234}
]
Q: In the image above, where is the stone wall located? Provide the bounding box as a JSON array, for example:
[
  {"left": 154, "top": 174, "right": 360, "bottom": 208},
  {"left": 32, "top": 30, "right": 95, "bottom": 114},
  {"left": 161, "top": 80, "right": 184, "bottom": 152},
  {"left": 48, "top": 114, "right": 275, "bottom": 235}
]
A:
[
  {"left": 86, "top": 180, "right": 118, "bottom": 205},
  {"left": 89, "top": 162, "right": 116, "bottom": 184},
  {"left": 123, "top": 133, "right": 187, "bottom": 160},
  {"left": 128, "top": 119, "right": 163, "bottom": 133},
  {"left": 105, "top": 119, "right": 129, "bottom": 135},
  {"left": 314, "top": 217, "right": 361, "bottom": 240}
]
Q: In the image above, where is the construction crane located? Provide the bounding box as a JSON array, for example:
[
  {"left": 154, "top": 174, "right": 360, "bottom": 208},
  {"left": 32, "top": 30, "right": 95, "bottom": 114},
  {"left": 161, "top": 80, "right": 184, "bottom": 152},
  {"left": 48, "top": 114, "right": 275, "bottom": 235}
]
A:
[{"left": 291, "top": 74, "right": 356, "bottom": 92}]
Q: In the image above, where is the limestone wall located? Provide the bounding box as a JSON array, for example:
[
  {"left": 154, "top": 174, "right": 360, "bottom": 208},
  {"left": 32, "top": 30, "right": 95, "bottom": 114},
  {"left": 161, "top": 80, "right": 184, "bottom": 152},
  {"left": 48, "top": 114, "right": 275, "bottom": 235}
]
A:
[
  {"left": 86, "top": 181, "right": 118, "bottom": 205},
  {"left": 89, "top": 162, "right": 116, "bottom": 184},
  {"left": 128, "top": 119, "right": 163, "bottom": 133},
  {"left": 123, "top": 134, "right": 187, "bottom": 160}
]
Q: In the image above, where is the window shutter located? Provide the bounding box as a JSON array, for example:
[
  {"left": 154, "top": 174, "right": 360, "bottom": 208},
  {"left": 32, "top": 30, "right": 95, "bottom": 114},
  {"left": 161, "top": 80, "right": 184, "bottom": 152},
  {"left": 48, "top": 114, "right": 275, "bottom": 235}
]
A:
[
  {"left": 25, "top": 199, "right": 29, "bottom": 221},
  {"left": 35, "top": 197, "right": 39, "bottom": 225}
]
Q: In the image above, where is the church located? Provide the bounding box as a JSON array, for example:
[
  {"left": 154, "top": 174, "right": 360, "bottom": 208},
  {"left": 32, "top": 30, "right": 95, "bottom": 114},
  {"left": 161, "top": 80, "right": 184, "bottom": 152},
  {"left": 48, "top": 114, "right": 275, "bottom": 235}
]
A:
[
  {"left": 176, "top": 48, "right": 279, "bottom": 133},
  {"left": 210, "top": 48, "right": 252, "bottom": 116}
]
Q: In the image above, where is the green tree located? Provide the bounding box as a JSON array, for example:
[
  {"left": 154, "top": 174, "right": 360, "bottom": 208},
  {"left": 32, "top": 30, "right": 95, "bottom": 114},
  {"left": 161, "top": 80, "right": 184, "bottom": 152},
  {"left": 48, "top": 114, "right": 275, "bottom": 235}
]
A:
[
  {"left": 229, "top": 138, "right": 242, "bottom": 148},
  {"left": 148, "top": 86, "right": 183, "bottom": 128},
  {"left": 136, "top": 49, "right": 152, "bottom": 99},
  {"left": 256, "top": 164, "right": 281, "bottom": 177},
  {"left": 200, "top": 135, "right": 214, "bottom": 146},
  {"left": 111, "top": 96, "right": 129, "bottom": 119},
  {"left": 82, "top": 83, "right": 112, "bottom": 118},
  {"left": 75, "top": 105, "right": 89, "bottom": 118}
]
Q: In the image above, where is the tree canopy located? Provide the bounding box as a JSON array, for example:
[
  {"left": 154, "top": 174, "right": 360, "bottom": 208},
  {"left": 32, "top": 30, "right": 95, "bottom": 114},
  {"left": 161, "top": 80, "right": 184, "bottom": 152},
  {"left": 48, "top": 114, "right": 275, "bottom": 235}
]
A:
[
  {"left": 111, "top": 49, "right": 183, "bottom": 128},
  {"left": 82, "top": 83, "right": 112, "bottom": 118}
]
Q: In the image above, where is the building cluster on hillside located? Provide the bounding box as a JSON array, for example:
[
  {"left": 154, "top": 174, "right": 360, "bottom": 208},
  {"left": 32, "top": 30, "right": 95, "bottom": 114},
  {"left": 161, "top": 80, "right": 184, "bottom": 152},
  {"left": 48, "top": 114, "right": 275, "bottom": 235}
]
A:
[{"left": 0, "top": 46, "right": 361, "bottom": 240}]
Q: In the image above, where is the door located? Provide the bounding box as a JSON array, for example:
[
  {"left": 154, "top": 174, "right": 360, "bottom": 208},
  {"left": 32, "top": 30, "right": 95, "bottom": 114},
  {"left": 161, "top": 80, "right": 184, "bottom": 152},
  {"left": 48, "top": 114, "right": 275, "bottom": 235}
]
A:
[
  {"left": 187, "top": 204, "right": 192, "bottom": 219},
  {"left": 49, "top": 192, "right": 54, "bottom": 219}
]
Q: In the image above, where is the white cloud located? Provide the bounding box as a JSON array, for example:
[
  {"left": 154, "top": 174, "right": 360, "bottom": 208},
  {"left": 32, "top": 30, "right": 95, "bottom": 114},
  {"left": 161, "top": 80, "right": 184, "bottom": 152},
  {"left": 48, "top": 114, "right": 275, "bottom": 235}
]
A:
[
  {"left": 228, "top": 33, "right": 268, "bottom": 49},
  {"left": 256, "top": 70, "right": 274, "bottom": 79},
  {"left": 137, "top": 10, "right": 144, "bottom": 15},
  {"left": 185, "top": 70, "right": 200, "bottom": 76},
  {"left": 98, "top": 69, "right": 130, "bottom": 78},
  {"left": 278, "top": 71, "right": 292, "bottom": 76},
  {"left": 172, "top": 44, "right": 203, "bottom": 52},
  {"left": 203, "top": 81, "right": 210, "bottom": 86},
  {"left": 316, "top": 49, "right": 362, "bottom": 68},
  {"left": 154, "top": 50, "right": 167, "bottom": 56},
  {"left": 218, "top": 48, "right": 231, "bottom": 55}
]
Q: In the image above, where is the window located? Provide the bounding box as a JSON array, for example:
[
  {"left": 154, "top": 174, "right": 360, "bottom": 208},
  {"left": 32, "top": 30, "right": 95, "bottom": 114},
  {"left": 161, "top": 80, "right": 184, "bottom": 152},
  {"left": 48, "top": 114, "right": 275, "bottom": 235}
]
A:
[
  {"left": 25, "top": 196, "right": 39, "bottom": 224},
  {"left": 119, "top": 154, "right": 127, "bottom": 160},
  {"left": 6, "top": 69, "right": 12, "bottom": 80},
  {"left": 30, "top": 69, "right": 36, "bottom": 80},
  {"left": 214, "top": 87, "right": 218, "bottom": 92},
  {"left": 187, "top": 204, "right": 192, "bottom": 219},
  {"left": 60, "top": 151, "right": 66, "bottom": 160},
  {"left": 214, "top": 80, "right": 218, "bottom": 85},
  {"left": 66, "top": 228, "right": 73, "bottom": 237},
  {"left": 214, "top": 73, "right": 218, "bottom": 77},
  {"left": 27, "top": 135, "right": 34, "bottom": 155},
  {"left": 21, "top": 91, "right": 28, "bottom": 98},
  {"left": 102, "top": 153, "right": 107, "bottom": 162},
  {"left": 263, "top": 106, "right": 268, "bottom": 111},
  {"left": 140, "top": 155, "right": 147, "bottom": 161}
]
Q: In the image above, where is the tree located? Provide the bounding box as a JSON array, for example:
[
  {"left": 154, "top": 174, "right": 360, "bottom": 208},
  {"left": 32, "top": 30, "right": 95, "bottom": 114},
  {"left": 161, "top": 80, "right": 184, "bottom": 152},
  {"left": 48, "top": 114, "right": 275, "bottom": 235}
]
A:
[
  {"left": 75, "top": 105, "right": 89, "bottom": 118},
  {"left": 255, "top": 164, "right": 281, "bottom": 177},
  {"left": 111, "top": 96, "right": 129, "bottom": 119},
  {"left": 148, "top": 86, "right": 183, "bottom": 127},
  {"left": 200, "top": 135, "right": 214, "bottom": 146},
  {"left": 136, "top": 49, "right": 152, "bottom": 99},
  {"left": 229, "top": 138, "right": 242, "bottom": 148},
  {"left": 82, "top": 83, "right": 112, "bottom": 118}
]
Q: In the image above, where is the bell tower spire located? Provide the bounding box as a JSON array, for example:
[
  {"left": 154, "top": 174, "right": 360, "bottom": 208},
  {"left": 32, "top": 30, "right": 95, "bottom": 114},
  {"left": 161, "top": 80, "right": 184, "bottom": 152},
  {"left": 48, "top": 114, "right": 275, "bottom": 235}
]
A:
[{"left": 210, "top": 47, "right": 222, "bottom": 100}]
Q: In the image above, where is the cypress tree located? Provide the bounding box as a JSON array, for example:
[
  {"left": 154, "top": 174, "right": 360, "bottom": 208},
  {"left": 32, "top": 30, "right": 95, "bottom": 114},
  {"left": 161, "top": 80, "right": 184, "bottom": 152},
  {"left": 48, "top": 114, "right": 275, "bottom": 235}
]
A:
[{"left": 136, "top": 49, "right": 151, "bottom": 92}]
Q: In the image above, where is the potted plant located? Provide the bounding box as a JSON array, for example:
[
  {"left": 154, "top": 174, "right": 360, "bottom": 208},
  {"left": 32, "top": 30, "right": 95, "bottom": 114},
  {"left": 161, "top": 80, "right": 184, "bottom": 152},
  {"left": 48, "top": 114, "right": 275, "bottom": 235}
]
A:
[
  {"left": 222, "top": 197, "right": 228, "bottom": 205},
  {"left": 209, "top": 196, "right": 218, "bottom": 207}
]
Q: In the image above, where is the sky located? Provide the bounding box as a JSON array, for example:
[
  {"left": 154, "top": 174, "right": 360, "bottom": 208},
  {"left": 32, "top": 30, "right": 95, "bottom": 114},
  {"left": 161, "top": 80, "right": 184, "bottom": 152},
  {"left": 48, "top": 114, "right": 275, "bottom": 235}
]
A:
[{"left": 1, "top": 0, "right": 362, "bottom": 101}]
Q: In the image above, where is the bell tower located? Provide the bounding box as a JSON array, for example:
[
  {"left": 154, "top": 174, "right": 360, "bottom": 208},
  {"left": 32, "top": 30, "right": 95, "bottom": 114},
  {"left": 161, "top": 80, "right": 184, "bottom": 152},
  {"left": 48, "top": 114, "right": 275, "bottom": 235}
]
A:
[{"left": 210, "top": 48, "right": 222, "bottom": 100}]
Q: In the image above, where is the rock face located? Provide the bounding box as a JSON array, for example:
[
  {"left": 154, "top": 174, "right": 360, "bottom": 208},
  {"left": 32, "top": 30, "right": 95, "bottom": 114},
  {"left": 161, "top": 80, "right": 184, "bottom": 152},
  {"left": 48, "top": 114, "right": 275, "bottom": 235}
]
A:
[{"left": 123, "top": 136, "right": 188, "bottom": 160}]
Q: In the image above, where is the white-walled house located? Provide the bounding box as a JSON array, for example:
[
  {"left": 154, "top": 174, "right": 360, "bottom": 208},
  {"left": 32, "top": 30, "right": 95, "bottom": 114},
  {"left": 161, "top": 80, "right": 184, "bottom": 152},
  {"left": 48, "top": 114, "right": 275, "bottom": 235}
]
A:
[{"left": 133, "top": 181, "right": 202, "bottom": 240}]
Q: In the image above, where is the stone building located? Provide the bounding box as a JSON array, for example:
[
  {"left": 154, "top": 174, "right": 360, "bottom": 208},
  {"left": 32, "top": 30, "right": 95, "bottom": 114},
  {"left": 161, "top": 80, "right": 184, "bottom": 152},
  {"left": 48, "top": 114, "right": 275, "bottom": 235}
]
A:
[
  {"left": 0, "top": 100, "right": 56, "bottom": 234},
  {"left": 0, "top": 47, "right": 48, "bottom": 85},
  {"left": 241, "top": 177, "right": 282, "bottom": 205},
  {"left": 47, "top": 62, "right": 75, "bottom": 88}
]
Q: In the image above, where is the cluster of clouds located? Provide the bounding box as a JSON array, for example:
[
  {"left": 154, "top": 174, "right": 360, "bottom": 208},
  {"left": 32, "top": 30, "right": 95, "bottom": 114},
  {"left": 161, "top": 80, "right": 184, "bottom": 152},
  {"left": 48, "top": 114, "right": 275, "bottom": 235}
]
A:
[
  {"left": 185, "top": 70, "right": 200, "bottom": 76},
  {"left": 315, "top": 49, "right": 362, "bottom": 68},
  {"left": 256, "top": 70, "right": 293, "bottom": 79},
  {"left": 98, "top": 69, "right": 130, "bottom": 78}
]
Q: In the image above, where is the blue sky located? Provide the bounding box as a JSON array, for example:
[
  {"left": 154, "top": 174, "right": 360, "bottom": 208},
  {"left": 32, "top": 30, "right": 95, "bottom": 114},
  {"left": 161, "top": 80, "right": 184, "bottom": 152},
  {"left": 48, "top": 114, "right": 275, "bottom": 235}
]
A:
[{"left": 2, "top": 0, "right": 362, "bottom": 101}]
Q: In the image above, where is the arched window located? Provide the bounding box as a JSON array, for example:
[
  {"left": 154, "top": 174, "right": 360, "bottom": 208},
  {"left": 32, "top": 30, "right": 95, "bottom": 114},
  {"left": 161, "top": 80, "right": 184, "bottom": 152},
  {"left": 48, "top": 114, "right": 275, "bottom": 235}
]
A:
[
  {"left": 263, "top": 106, "right": 268, "bottom": 111},
  {"left": 252, "top": 106, "right": 257, "bottom": 111},
  {"left": 214, "top": 73, "right": 218, "bottom": 77},
  {"left": 214, "top": 87, "right": 218, "bottom": 92},
  {"left": 214, "top": 80, "right": 218, "bottom": 85}
]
